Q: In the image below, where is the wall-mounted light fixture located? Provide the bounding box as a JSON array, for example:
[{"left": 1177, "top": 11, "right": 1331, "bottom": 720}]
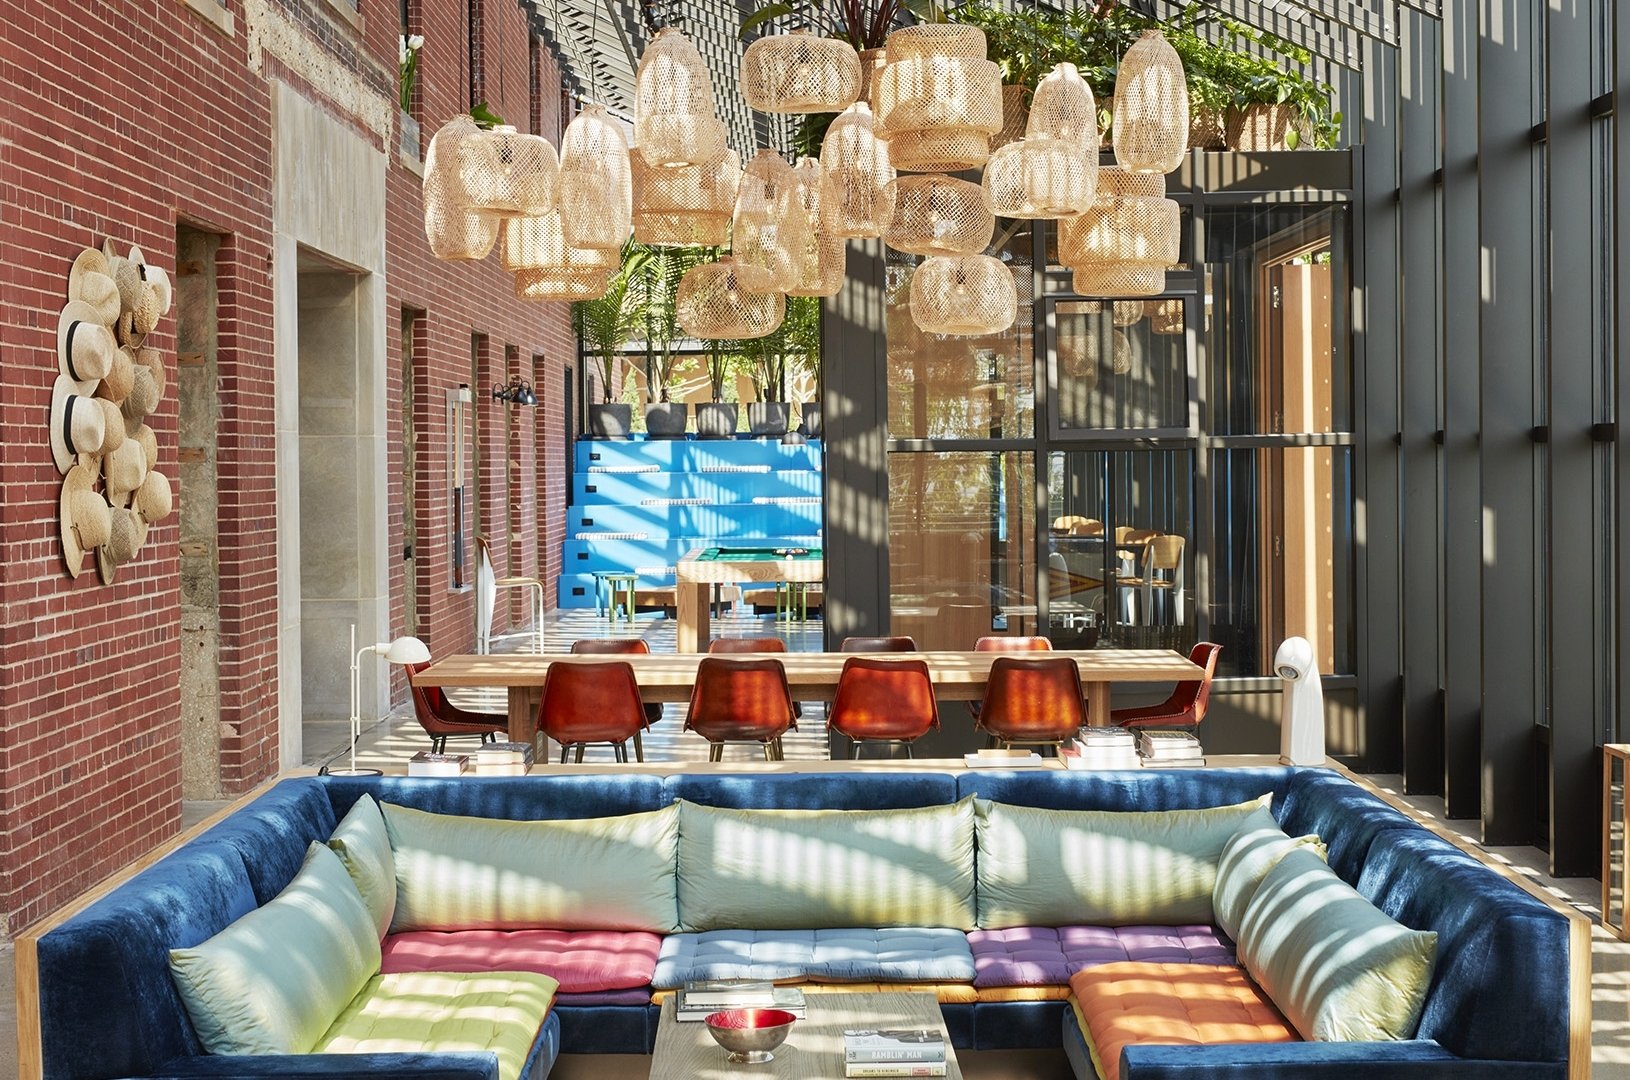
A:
[{"left": 492, "top": 376, "right": 539, "bottom": 406}]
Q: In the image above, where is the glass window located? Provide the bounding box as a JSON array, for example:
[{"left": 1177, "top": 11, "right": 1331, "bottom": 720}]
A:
[
  {"left": 887, "top": 451, "right": 1037, "bottom": 649},
  {"left": 1051, "top": 299, "right": 1190, "bottom": 434}
]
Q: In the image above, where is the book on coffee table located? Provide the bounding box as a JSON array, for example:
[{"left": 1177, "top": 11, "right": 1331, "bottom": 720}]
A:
[
  {"left": 407, "top": 751, "right": 468, "bottom": 777},
  {"left": 844, "top": 1028, "right": 947, "bottom": 1062},
  {"left": 675, "top": 981, "right": 806, "bottom": 1021},
  {"left": 845, "top": 1064, "right": 948, "bottom": 1078}
]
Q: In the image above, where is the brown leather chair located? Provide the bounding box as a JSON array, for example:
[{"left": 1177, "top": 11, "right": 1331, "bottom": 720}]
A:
[
  {"left": 684, "top": 657, "right": 797, "bottom": 762},
  {"left": 571, "top": 638, "right": 664, "bottom": 759},
  {"left": 1112, "top": 642, "right": 1223, "bottom": 731},
  {"left": 839, "top": 635, "right": 918, "bottom": 652},
  {"left": 969, "top": 636, "right": 1054, "bottom": 720},
  {"left": 974, "top": 655, "right": 1089, "bottom": 754},
  {"left": 537, "top": 660, "right": 647, "bottom": 763},
  {"left": 827, "top": 657, "right": 939, "bottom": 758},
  {"left": 404, "top": 660, "right": 507, "bottom": 753},
  {"left": 709, "top": 637, "right": 800, "bottom": 721}
]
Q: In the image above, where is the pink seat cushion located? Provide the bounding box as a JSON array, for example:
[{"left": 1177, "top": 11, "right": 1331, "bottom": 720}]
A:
[{"left": 381, "top": 929, "right": 662, "bottom": 993}]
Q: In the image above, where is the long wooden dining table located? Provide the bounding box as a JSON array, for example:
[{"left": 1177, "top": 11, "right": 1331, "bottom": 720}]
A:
[{"left": 410, "top": 648, "right": 1204, "bottom": 746}]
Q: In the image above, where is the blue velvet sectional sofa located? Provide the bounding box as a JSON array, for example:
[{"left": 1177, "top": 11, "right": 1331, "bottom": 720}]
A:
[{"left": 24, "top": 766, "right": 1579, "bottom": 1080}]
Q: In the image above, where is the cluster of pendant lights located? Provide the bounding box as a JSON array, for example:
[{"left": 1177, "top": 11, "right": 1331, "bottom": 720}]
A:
[{"left": 422, "top": 21, "right": 1189, "bottom": 339}]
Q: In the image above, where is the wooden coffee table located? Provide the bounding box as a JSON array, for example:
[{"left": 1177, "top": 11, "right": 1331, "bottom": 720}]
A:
[{"left": 652, "top": 990, "right": 963, "bottom": 1078}]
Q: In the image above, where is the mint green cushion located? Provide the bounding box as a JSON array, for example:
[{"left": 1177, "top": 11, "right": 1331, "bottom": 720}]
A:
[
  {"left": 676, "top": 797, "right": 977, "bottom": 931},
  {"left": 1238, "top": 846, "right": 1439, "bottom": 1041},
  {"left": 1212, "top": 804, "right": 1326, "bottom": 942},
  {"left": 328, "top": 793, "right": 396, "bottom": 939},
  {"left": 169, "top": 842, "right": 380, "bottom": 1054},
  {"left": 974, "top": 796, "right": 1268, "bottom": 929},
  {"left": 382, "top": 801, "right": 679, "bottom": 933}
]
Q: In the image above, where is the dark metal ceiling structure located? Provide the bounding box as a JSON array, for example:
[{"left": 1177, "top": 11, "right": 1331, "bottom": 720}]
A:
[{"left": 518, "top": 0, "right": 1416, "bottom": 156}]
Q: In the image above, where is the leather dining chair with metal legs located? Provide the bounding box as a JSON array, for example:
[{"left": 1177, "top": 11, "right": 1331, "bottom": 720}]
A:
[
  {"left": 827, "top": 657, "right": 940, "bottom": 758},
  {"left": 537, "top": 659, "right": 647, "bottom": 764},
  {"left": 1111, "top": 642, "right": 1222, "bottom": 732},
  {"left": 838, "top": 636, "right": 918, "bottom": 652},
  {"left": 709, "top": 636, "right": 801, "bottom": 721},
  {"left": 684, "top": 657, "right": 798, "bottom": 762},
  {"left": 973, "top": 655, "right": 1090, "bottom": 755},
  {"left": 570, "top": 638, "right": 664, "bottom": 760},
  {"left": 403, "top": 659, "right": 507, "bottom": 753}
]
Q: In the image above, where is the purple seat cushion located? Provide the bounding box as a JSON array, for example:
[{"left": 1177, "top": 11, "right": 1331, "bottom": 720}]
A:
[
  {"left": 555, "top": 988, "right": 654, "bottom": 1006},
  {"left": 968, "top": 925, "right": 1234, "bottom": 987}
]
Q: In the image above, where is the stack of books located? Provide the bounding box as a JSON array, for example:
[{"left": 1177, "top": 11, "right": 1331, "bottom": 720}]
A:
[
  {"left": 407, "top": 751, "right": 468, "bottom": 777},
  {"left": 1137, "top": 730, "right": 1205, "bottom": 767},
  {"left": 473, "top": 741, "right": 534, "bottom": 776},
  {"left": 1061, "top": 727, "right": 1141, "bottom": 770},
  {"left": 674, "top": 979, "right": 806, "bottom": 1022},
  {"left": 843, "top": 1028, "right": 949, "bottom": 1077}
]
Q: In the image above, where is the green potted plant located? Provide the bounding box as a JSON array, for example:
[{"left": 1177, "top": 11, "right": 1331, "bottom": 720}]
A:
[
  {"left": 697, "top": 340, "right": 741, "bottom": 438},
  {"left": 782, "top": 294, "right": 823, "bottom": 437},
  {"left": 637, "top": 245, "right": 704, "bottom": 438},
  {"left": 571, "top": 245, "right": 649, "bottom": 438},
  {"left": 1208, "top": 17, "right": 1340, "bottom": 149}
]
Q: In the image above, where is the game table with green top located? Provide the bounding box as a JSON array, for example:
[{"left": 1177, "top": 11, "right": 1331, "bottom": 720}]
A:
[{"left": 676, "top": 545, "right": 824, "bottom": 651}]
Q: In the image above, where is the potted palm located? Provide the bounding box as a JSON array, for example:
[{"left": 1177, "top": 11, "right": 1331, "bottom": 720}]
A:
[
  {"left": 697, "top": 340, "right": 740, "bottom": 438},
  {"left": 638, "top": 246, "right": 703, "bottom": 438},
  {"left": 571, "top": 245, "right": 648, "bottom": 438},
  {"left": 782, "top": 294, "right": 822, "bottom": 437}
]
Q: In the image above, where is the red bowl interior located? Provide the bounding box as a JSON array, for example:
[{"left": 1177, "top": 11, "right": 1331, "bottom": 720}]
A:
[{"left": 705, "top": 1008, "right": 797, "bottom": 1030}]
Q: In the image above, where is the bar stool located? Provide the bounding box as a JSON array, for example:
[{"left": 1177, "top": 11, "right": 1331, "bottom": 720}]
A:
[
  {"left": 684, "top": 657, "right": 797, "bottom": 761},
  {"left": 475, "top": 536, "right": 544, "bottom": 653},
  {"left": 570, "top": 638, "right": 665, "bottom": 760},
  {"left": 827, "top": 657, "right": 939, "bottom": 758},
  {"left": 839, "top": 636, "right": 918, "bottom": 652},
  {"left": 537, "top": 659, "right": 647, "bottom": 763},
  {"left": 973, "top": 655, "right": 1089, "bottom": 755},
  {"left": 592, "top": 571, "right": 639, "bottom": 623}
]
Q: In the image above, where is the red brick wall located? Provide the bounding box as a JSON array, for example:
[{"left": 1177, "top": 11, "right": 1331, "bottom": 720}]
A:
[{"left": 0, "top": 0, "right": 575, "bottom": 934}]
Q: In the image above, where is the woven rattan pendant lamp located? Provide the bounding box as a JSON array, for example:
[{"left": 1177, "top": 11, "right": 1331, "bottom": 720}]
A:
[
  {"left": 632, "top": 148, "right": 741, "bottom": 247},
  {"left": 557, "top": 104, "right": 633, "bottom": 252},
  {"left": 909, "top": 254, "right": 1017, "bottom": 336},
  {"left": 1028, "top": 63, "right": 1098, "bottom": 147},
  {"left": 1112, "top": 300, "right": 1144, "bottom": 326},
  {"left": 883, "top": 174, "right": 994, "bottom": 257},
  {"left": 515, "top": 266, "right": 611, "bottom": 301},
  {"left": 1112, "top": 30, "right": 1189, "bottom": 174},
  {"left": 742, "top": 30, "right": 861, "bottom": 113},
  {"left": 458, "top": 125, "right": 558, "bottom": 218},
  {"left": 635, "top": 28, "right": 728, "bottom": 168},
  {"left": 423, "top": 117, "right": 499, "bottom": 260},
  {"left": 501, "top": 213, "right": 619, "bottom": 275},
  {"left": 873, "top": 24, "right": 1002, "bottom": 172},
  {"left": 677, "top": 257, "right": 786, "bottom": 338},
  {"left": 732, "top": 150, "right": 814, "bottom": 293},
  {"left": 1147, "top": 298, "right": 1184, "bottom": 333},
  {"left": 786, "top": 158, "right": 845, "bottom": 297},
  {"left": 982, "top": 136, "right": 1097, "bottom": 219},
  {"left": 1058, "top": 168, "right": 1179, "bottom": 297},
  {"left": 821, "top": 102, "right": 896, "bottom": 239}
]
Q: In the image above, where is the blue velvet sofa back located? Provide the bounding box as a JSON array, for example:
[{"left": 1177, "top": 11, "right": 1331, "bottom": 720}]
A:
[{"left": 32, "top": 768, "right": 1571, "bottom": 1080}]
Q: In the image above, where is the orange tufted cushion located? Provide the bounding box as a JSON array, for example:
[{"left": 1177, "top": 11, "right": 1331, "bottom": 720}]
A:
[{"left": 1068, "top": 962, "right": 1299, "bottom": 1080}]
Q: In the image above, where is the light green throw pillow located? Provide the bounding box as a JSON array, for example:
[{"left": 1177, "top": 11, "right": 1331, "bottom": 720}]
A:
[
  {"left": 974, "top": 795, "right": 1268, "bottom": 928},
  {"left": 676, "top": 798, "right": 977, "bottom": 931},
  {"left": 1212, "top": 804, "right": 1326, "bottom": 942},
  {"left": 382, "top": 801, "right": 679, "bottom": 933},
  {"left": 328, "top": 793, "right": 396, "bottom": 939},
  {"left": 169, "top": 842, "right": 381, "bottom": 1055},
  {"left": 1237, "top": 846, "right": 1438, "bottom": 1041}
]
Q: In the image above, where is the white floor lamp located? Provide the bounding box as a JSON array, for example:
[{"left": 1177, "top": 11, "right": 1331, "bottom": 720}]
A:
[{"left": 327, "top": 624, "right": 432, "bottom": 777}]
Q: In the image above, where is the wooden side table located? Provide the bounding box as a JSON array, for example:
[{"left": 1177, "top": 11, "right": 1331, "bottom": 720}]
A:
[
  {"left": 1604, "top": 744, "right": 1629, "bottom": 938},
  {"left": 593, "top": 571, "right": 638, "bottom": 623}
]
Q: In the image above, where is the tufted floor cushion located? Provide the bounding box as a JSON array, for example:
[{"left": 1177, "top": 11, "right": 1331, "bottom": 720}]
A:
[
  {"left": 652, "top": 928, "right": 976, "bottom": 988},
  {"left": 970, "top": 926, "right": 1234, "bottom": 988},
  {"left": 315, "top": 970, "right": 559, "bottom": 1080},
  {"left": 1068, "top": 962, "right": 1298, "bottom": 1080},
  {"left": 381, "top": 929, "right": 661, "bottom": 992}
]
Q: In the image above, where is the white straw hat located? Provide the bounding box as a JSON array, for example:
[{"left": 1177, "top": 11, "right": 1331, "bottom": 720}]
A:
[{"left": 50, "top": 375, "right": 107, "bottom": 475}]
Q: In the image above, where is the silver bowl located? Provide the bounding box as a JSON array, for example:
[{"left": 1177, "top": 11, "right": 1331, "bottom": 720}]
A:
[{"left": 703, "top": 1008, "right": 797, "bottom": 1063}]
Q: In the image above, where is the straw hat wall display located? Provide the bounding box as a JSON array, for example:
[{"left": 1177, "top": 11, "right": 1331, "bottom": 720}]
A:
[{"left": 52, "top": 242, "right": 175, "bottom": 581}]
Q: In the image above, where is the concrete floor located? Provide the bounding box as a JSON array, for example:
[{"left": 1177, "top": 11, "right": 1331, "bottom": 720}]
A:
[{"left": 5, "top": 609, "right": 1627, "bottom": 1078}]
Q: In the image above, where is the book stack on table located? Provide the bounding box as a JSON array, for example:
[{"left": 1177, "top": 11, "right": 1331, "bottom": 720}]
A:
[
  {"left": 843, "top": 1028, "right": 948, "bottom": 1077},
  {"left": 1136, "top": 730, "right": 1205, "bottom": 767},
  {"left": 473, "top": 741, "right": 535, "bottom": 776},
  {"left": 407, "top": 751, "right": 468, "bottom": 777},
  {"left": 1061, "top": 727, "right": 1141, "bottom": 770},
  {"left": 675, "top": 980, "right": 806, "bottom": 1022}
]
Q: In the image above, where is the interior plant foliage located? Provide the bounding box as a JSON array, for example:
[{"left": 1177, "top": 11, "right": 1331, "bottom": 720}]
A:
[
  {"left": 571, "top": 243, "right": 651, "bottom": 404},
  {"left": 744, "top": 295, "right": 821, "bottom": 403},
  {"left": 636, "top": 245, "right": 711, "bottom": 404}
]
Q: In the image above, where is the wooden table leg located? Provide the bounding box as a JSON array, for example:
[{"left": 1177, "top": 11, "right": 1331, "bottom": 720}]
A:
[
  {"left": 676, "top": 581, "right": 710, "bottom": 652},
  {"left": 508, "top": 687, "right": 537, "bottom": 744},
  {"left": 1085, "top": 680, "right": 1111, "bottom": 728}
]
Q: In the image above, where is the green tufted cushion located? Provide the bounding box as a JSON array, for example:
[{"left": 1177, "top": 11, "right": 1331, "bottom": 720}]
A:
[
  {"left": 1211, "top": 804, "right": 1326, "bottom": 943},
  {"left": 974, "top": 796, "right": 1268, "bottom": 929},
  {"left": 382, "top": 801, "right": 679, "bottom": 933},
  {"left": 1238, "top": 846, "right": 1438, "bottom": 1041},
  {"left": 676, "top": 797, "right": 978, "bottom": 931},
  {"left": 169, "top": 842, "right": 381, "bottom": 1054},
  {"left": 328, "top": 793, "right": 396, "bottom": 939}
]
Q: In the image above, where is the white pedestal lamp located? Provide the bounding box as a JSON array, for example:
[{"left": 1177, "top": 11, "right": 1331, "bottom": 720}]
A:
[
  {"left": 327, "top": 624, "right": 432, "bottom": 777},
  {"left": 1275, "top": 635, "right": 1326, "bottom": 766}
]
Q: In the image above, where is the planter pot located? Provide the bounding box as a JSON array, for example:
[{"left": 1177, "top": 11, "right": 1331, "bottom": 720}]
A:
[
  {"left": 747, "top": 401, "right": 791, "bottom": 437},
  {"left": 399, "top": 112, "right": 422, "bottom": 161},
  {"left": 644, "top": 402, "right": 688, "bottom": 438},
  {"left": 695, "top": 402, "right": 739, "bottom": 438},
  {"left": 1225, "top": 104, "right": 1308, "bottom": 151},
  {"left": 800, "top": 403, "right": 823, "bottom": 439},
  {"left": 1188, "top": 102, "right": 1226, "bottom": 150},
  {"left": 587, "top": 403, "right": 632, "bottom": 439}
]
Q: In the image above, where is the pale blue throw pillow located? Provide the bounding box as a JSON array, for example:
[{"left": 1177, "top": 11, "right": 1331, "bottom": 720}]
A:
[
  {"left": 1211, "top": 803, "right": 1326, "bottom": 942},
  {"left": 327, "top": 793, "right": 396, "bottom": 939}
]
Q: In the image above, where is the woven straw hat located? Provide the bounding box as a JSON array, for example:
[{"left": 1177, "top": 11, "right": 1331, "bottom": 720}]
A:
[
  {"left": 60, "top": 464, "right": 112, "bottom": 579},
  {"left": 135, "top": 347, "right": 167, "bottom": 399},
  {"left": 132, "top": 424, "right": 158, "bottom": 471},
  {"left": 121, "top": 365, "right": 159, "bottom": 432},
  {"left": 131, "top": 280, "right": 161, "bottom": 335},
  {"left": 68, "top": 249, "right": 109, "bottom": 295},
  {"left": 103, "top": 438, "right": 147, "bottom": 505},
  {"left": 69, "top": 249, "right": 122, "bottom": 326},
  {"left": 105, "top": 246, "right": 145, "bottom": 315},
  {"left": 97, "top": 346, "right": 136, "bottom": 403},
  {"left": 58, "top": 301, "right": 115, "bottom": 391},
  {"left": 94, "top": 398, "right": 126, "bottom": 455},
  {"left": 136, "top": 470, "right": 173, "bottom": 523},
  {"left": 143, "top": 265, "right": 173, "bottom": 316},
  {"left": 50, "top": 375, "right": 107, "bottom": 476},
  {"left": 107, "top": 504, "right": 147, "bottom": 565}
]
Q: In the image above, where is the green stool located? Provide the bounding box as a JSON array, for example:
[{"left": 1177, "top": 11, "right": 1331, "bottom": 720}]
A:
[
  {"left": 775, "top": 581, "right": 809, "bottom": 623},
  {"left": 593, "top": 571, "right": 639, "bottom": 623}
]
